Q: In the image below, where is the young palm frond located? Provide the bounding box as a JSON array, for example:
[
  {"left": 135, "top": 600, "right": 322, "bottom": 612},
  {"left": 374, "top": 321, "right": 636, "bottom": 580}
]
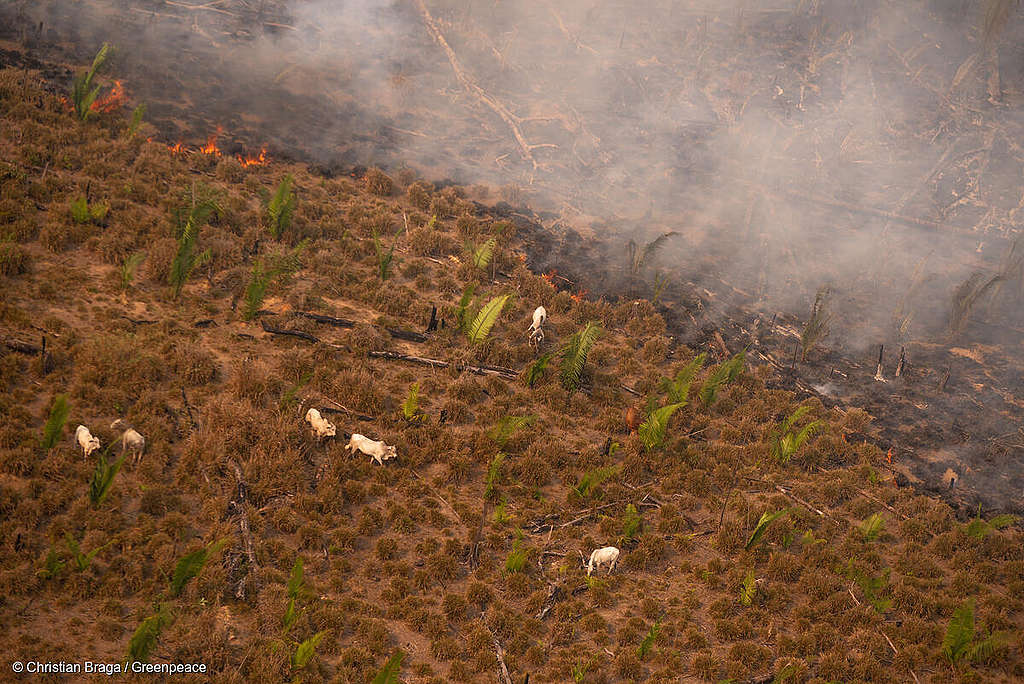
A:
[
  {"left": 488, "top": 415, "right": 536, "bottom": 447},
  {"left": 484, "top": 453, "right": 506, "bottom": 500},
  {"left": 739, "top": 568, "right": 757, "bottom": 606},
  {"left": 559, "top": 322, "right": 601, "bottom": 393},
  {"left": 41, "top": 394, "right": 70, "bottom": 450},
  {"left": 621, "top": 503, "right": 642, "bottom": 541},
  {"left": 169, "top": 537, "right": 229, "bottom": 597},
  {"left": 744, "top": 508, "right": 790, "bottom": 551},
  {"left": 466, "top": 294, "right": 510, "bottom": 344},
  {"left": 942, "top": 598, "right": 1011, "bottom": 667},
  {"left": 371, "top": 651, "right": 404, "bottom": 684},
  {"left": 636, "top": 618, "right": 662, "bottom": 660},
  {"left": 523, "top": 352, "right": 552, "bottom": 388},
  {"left": 69, "top": 196, "right": 109, "bottom": 225},
  {"left": 64, "top": 531, "right": 113, "bottom": 572},
  {"left": 800, "top": 286, "right": 832, "bottom": 361},
  {"left": 846, "top": 562, "right": 892, "bottom": 613},
  {"left": 128, "top": 605, "right": 171, "bottom": 662},
  {"left": 401, "top": 382, "right": 428, "bottom": 423},
  {"left": 266, "top": 175, "right": 296, "bottom": 240},
  {"left": 372, "top": 228, "right": 397, "bottom": 281},
  {"left": 965, "top": 512, "right": 1017, "bottom": 539},
  {"left": 699, "top": 351, "right": 745, "bottom": 407},
  {"left": 769, "top": 405, "right": 823, "bottom": 464},
  {"left": 88, "top": 447, "right": 126, "bottom": 506},
  {"left": 661, "top": 353, "right": 706, "bottom": 403},
  {"left": 455, "top": 283, "right": 477, "bottom": 332},
  {"left": 169, "top": 185, "right": 219, "bottom": 299},
  {"left": 243, "top": 239, "right": 308, "bottom": 320},
  {"left": 126, "top": 103, "right": 146, "bottom": 138},
  {"left": 120, "top": 252, "right": 145, "bottom": 292},
  {"left": 859, "top": 513, "right": 885, "bottom": 542},
  {"left": 283, "top": 557, "right": 307, "bottom": 633},
  {"left": 71, "top": 43, "right": 111, "bottom": 121},
  {"left": 638, "top": 402, "right": 686, "bottom": 451},
  {"left": 628, "top": 231, "right": 678, "bottom": 274},
  {"left": 470, "top": 237, "right": 497, "bottom": 270},
  {"left": 37, "top": 547, "right": 66, "bottom": 579},
  {"left": 572, "top": 464, "right": 620, "bottom": 500},
  {"left": 504, "top": 531, "right": 528, "bottom": 575},
  {"left": 292, "top": 630, "right": 328, "bottom": 670}
]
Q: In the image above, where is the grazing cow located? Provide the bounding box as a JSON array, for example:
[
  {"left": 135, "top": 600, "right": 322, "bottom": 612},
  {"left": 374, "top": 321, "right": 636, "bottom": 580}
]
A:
[
  {"left": 345, "top": 433, "right": 397, "bottom": 466},
  {"left": 527, "top": 306, "right": 547, "bottom": 348},
  {"left": 111, "top": 419, "right": 146, "bottom": 463},
  {"left": 587, "top": 546, "right": 620, "bottom": 577},
  {"left": 304, "top": 408, "right": 337, "bottom": 441},
  {"left": 75, "top": 425, "right": 101, "bottom": 459}
]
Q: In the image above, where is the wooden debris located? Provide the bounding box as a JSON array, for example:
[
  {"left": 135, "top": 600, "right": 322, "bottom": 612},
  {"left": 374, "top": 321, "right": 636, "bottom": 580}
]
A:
[
  {"left": 482, "top": 619, "right": 514, "bottom": 684},
  {"left": 260, "top": 319, "right": 320, "bottom": 343},
  {"left": 368, "top": 350, "right": 518, "bottom": 379},
  {"left": 535, "top": 584, "right": 563, "bottom": 620},
  {"left": 227, "top": 460, "right": 259, "bottom": 601}
]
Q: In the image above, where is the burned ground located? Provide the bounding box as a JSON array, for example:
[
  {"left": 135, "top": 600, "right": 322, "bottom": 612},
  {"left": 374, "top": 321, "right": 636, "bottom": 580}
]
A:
[{"left": 1, "top": 64, "right": 1023, "bottom": 682}]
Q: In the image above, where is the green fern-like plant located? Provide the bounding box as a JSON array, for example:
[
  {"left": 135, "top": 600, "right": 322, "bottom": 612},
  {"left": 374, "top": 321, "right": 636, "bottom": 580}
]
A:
[
  {"left": 128, "top": 605, "right": 171, "bottom": 663},
  {"left": 800, "top": 286, "right": 832, "bottom": 361},
  {"left": 69, "top": 196, "right": 109, "bottom": 224},
  {"left": 119, "top": 252, "right": 145, "bottom": 292},
  {"left": 638, "top": 402, "right": 686, "bottom": 451},
  {"left": 860, "top": 513, "right": 885, "bottom": 542},
  {"left": 504, "top": 531, "right": 528, "bottom": 575},
  {"left": 637, "top": 618, "right": 662, "bottom": 660},
  {"left": 466, "top": 294, "right": 509, "bottom": 344},
  {"left": 266, "top": 175, "right": 296, "bottom": 240},
  {"left": 769, "top": 405, "right": 823, "bottom": 464},
  {"left": 169, "top": 186, "right": 219, "bottom": 299},
  {"left": 292, "top": 630, "right": 327, "bottom": 670},
  {"left": 699, "top": 351, "right": 745, "bottom": 407},
  {"left": 523, "top": 352, "right": 552, "bottom": 388},
  {"left": 559, "top": 322, "right": 601, "bottom": 393},
  {"left": 64, "top": 531, "right": 113, "bottom": 572},
  {"left": 36, "top": 547, "right": 66, "bottom": 579},
  {"left": 662, "top": 353, "right": 705, "bottom": 403},
  {"left": 846, "top": 562, "right": 892, "bottom": 614},
  {"left": 71, "top": 43, "right": 111, "bottom": 121},
  {"left": 169, "top": 537, "right": 229, "bottom": 597},
  {"left": 942, "top": 598, "right": 1010, "bottom": 668},
  {"left": 399, "top": 382, "right": 427, "bottom": 423},
  {"left": 88, "top": 447, "right": 126, "bottom": 507},
  {"left": 243, "top": 240, "right": 308, "bottom": 320},
  {"left": 470, "top": 237, "right": 497, "bottom": 270},
  {"left": 745, "top": 508, "right": 790, "bottom": 551},
  {"left": 621, "top": 503, "right": 642, "bottom": 541},
  {"left": 488, "top": 415, "right": 536, "bottom": 447},
  {"left": 279, "top": 371, "right": 312, "bottom": 411},
  {"left": 372, "top": 228, "right": 397, "bottom": 281},
  {"left": 41, "top": 393, "right": 70, "bottom": 450},
  {"left": 455, "top": 283, "right": 477, "bottom": 332},
  {"left": 283, "top": 557, "right": 306, "bottom": 634},
  {"left": 371, "top": 650, "right": 404, "bottom": 684},
  {"left": 572, "top": 464, "right": 620, "bottom": 500},
  {"left": 964, "top": 511, "right": 1017, "bottom": 539},
  {"left": 485, "top": 453, "right": 506, "bottom": 500},
  {"left": 739, "top": 568, "right": 757, "bottom": 606},
  {"left": 628, "top": 231, "right": 678, "bottom": 274},
  {"left": 126, "top": 103, "right": 146, "bottom": 138}
]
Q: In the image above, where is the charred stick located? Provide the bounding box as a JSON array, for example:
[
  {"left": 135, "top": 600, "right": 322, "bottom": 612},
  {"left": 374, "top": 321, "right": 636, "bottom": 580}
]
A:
[
  {"left": 895, "top": 346, "right": 906, "bottom": 377},
  {"left": 260, "top": 319, "right": 320, "bottom": 343}
]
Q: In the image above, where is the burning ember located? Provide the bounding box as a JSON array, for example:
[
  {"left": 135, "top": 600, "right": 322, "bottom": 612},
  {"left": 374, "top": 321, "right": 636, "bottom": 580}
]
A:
[
  {"left": 168, "top": 141, "right": 185, "bottom": 155},
  {"left": 237, "top": 147, "right": 268, "bottom": 167},
  {"left": 199, "top": 126, "right": 223, "bottom": 157},
  {"left": 541, "top": 270, "right": 558, "bottom": 287},
  {"left": 570, "top": 289, "right": 588, "bottom": 303},
  {"left": 90, "top": 80, "right": 126, "bottom": 113}
]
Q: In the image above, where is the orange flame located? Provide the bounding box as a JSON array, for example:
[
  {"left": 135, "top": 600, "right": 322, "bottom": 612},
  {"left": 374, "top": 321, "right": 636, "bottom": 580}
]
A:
[
  {"left": 570, "top": 289, "right": 588, "bottom": 303},
  {"left": 237, "top": 147, "right": 268, "bottom": 167},
  {"left": 542, "top": 270, "right": 557, "bottom": 287},
  {"left": 91, "top": 80, "right": 126, "bottom": 113},
  {"left": 168, "top": 141, "right": 185, "bottom": 155},
  {"left": 199, "top": 126, "right": 223, "bottom": 156},
  {"left": 886, "top": 448, "right": 893, "bottom": 466}
]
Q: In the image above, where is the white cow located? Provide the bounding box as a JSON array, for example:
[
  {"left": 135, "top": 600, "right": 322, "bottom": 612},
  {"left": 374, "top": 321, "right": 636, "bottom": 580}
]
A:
[
  {"left": 75, "top": 425, "right": 101, "bottom": 459},
  {"left": 587, "top": 546, "right": 620, "bottom": 577},
  {"left": 304, "top": 408, "right": 337, "bottom": 441},
  {"left": 345, "top": 433, "right": 397, "bottom": 466},
  {"left": 527, "top": 306, "right": 547, "bottom": 348},
  {"left": 110, "top": 419, "right": 146, "bottom": 463}
]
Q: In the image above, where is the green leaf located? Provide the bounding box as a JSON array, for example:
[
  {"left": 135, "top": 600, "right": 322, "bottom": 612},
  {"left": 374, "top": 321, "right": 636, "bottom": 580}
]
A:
[
  {"left": 472, "top": 237, "right": 497, "bottom": 269},
  {"left": 739, "top": 568, "right": 756, "bottom": 606},
  {"left": 699, "top": 351, "right": 745, "bottom": 407},
  {"left": 128, "top": 605, "right": 171, "bottom": 663},
  {"left": 745, "top": 508, "right": 790, "bottom": 551},
  {"left": 287, "top": 558, "right": 305, "bottom": 600},
  {"left": 942, "top": 598, "right": 976, "bottom": 665},
  {"left": 371, "top": 650, "right": 405, "bottom": 684},
  {"left": 292, "top": 630, "right": 327, "bottom": 670},
  {"left": 859, "top": 513, "right": 885, "bottom": 542},
  {"left": 40, "top": 394, "right": 70, "bottom": 450},
  {"left": 266, "top": 175, "right": 296, "bottom": 240},
  {"left": 523, "top": 352, "right": 552, "bottom": 388},
  {"left": 169, "top": 537, "right": 229, "bottom": 597},
  {"left": 467, "top": 294, "right": 509, "bottom": 344},
  {"left": 662, "top": 353, "right": 705, "bottom": 403},
  {"left": 559, "top": 322, "right": 601, "bottom": 393},
  {"left": 455, "top": 283, "right": 476, "bottom": 331},
  {"left": 572, "top": 464, "right": 620, "bottom": 500},
  {"left": 89, "top": 447, "right": 126, "bottom": 506},
  {"left": 488, "top": 415, "right": 536, "bottom": 447},
  {"left": 638, "top": 402, "right": 686, "bottom": 451}
]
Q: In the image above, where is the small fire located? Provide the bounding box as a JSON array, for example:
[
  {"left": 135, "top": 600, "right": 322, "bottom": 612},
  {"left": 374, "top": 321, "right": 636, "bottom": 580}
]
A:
[
  {"left": 570, "top": 289, "right": 588, "bottom": 303},
  {"left": 199, "top": 127, "right": 223, "bottom": 156},
  {"left": 237, "top": 147, "right": 268, "bottom": 167},
  {"left": 542, "top": 270, "right": 558, "bottom": 287},
  {"left": 886, "top": 447, "right": 894, "bottom": 467},
  {"left": 91, "top": 80, "right": 126, "bottom": 113},
  {"left": 168, "top": 142, "right": 185, "bottom": 155}
]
